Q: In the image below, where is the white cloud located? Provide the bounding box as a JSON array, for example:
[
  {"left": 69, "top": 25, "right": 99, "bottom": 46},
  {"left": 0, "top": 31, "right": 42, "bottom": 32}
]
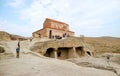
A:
[
  {"left": 3, "top": 0, "right": 120, "bottom": 37},
  {"left": 7, "top": 0, "right": 24, "bottom": 8},
  {"left": 68, "top": 0, "right": 120, "bottom": 29},
  {"left": 19, "top": 0, "right": 71, "bottom": 24},
  {"left": 0, "top": 19, "right": 40, "bottom": 37}
]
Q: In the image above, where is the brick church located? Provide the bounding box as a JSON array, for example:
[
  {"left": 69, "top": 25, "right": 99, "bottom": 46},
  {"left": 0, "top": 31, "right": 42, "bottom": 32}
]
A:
[{"left": 32, "top": 18, "right": 74, "bottom": 39}]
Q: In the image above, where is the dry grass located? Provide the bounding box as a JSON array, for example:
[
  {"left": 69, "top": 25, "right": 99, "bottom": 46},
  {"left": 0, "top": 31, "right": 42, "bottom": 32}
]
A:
[{"left": 84, "top": 37, "right": 120, "bottom": 53}]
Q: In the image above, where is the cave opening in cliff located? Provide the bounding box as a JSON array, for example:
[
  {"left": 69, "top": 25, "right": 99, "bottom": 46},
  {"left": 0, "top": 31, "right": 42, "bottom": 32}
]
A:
[
  {"left": 57, "top": 47, "right": 70, "bottom": 59},
  {"left": 86, "top": 51, "right": 91, "bottom": 56},
  {"left": 44, "top": 48, "right": 55, "bottom": 58},
  {"left": 0, "top": 46, "right": 5, "bottom": 53},
  {"left": 76, "top": 47, "right": 85, "bottom": 57},
  {"left": 57, "top": 51, "right": 61, "bottom": 57}
]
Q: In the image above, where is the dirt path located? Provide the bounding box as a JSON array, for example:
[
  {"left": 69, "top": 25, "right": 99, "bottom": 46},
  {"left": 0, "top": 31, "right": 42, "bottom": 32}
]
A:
[{"left": 0, "top": 53, "right": 118, "bottom": 76}]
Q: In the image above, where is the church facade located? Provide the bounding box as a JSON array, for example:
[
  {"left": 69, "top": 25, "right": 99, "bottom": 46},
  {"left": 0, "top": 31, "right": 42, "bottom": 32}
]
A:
[{"left": 32, "top": 18, "right": 74, "bottom": 39}]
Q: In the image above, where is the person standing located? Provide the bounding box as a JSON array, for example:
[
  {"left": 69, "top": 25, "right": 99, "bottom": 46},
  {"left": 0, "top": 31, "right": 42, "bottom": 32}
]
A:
[
  {"left": 106, "top": 55, "right": 110, "bottom": 65},
  {"left": 16, "top": 46, "right": 20, "bottom": 58},
  {"left": 16, "top": 40, "right": 20, "bottom": 58},
  {"left": 18, "top": 40, "right": 20, "bottom": 48}
]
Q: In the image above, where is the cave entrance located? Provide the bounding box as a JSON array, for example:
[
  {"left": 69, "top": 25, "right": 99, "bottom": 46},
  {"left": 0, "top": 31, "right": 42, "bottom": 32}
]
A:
[
  {"left": 57, "top": 47, "right": 69, "bottom": 59},
  {"left": 86, "top": 51, "right": 91, "bottom": 56},
  {"left": 76, "top": 47, "right": 85, "bottom": 57},
  {"left": 0, "top": 46, "right": 5, "bottom": 53},
  {"left": 44, "top": 48, "right": 55, "bottom": 58}
]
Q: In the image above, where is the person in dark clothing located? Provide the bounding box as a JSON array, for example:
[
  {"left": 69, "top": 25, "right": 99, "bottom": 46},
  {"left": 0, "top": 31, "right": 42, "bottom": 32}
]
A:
[
  {"left": 106, "top": 55, "right": 110, "bottom": 65},
  {"left": 18, "top": 41, "right": 20, "bottom": 48},
  {"left": 16, "top": 47, "right": 20, "bottom": 58},
  {"left": 16, "top": 40, "right": 20, "bottom": 58}
]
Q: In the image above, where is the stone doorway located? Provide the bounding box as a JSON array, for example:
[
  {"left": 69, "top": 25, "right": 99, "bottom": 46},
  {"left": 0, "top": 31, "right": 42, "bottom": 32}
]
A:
[
  {"left": 76, "top": 47, "right": 84, "bottom": 57},
  {"left": 57, "top": 48, "right": 69, "bottom": 59},
  {"left": 44, "top": 48, "right": 55, "bottom": 58}
]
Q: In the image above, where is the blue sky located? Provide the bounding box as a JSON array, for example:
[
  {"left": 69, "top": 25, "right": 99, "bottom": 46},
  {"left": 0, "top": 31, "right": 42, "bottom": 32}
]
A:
[{"left": 0, "top": 0, "right": 120, "bottom": 37}]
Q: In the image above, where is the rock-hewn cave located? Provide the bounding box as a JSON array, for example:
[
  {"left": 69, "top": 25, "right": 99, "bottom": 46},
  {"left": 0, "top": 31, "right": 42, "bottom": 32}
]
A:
[{"left": 0, "top": 46, "right": 5, "bottom": 53}]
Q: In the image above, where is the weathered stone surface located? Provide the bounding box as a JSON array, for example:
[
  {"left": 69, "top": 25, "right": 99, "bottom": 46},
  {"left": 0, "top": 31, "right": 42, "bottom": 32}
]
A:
[
  {"left": 67, "top": 54, "right": 120, "bottom": 76},
  {"left": 30, "top": 37, "right": 95, "bottom": 59}
]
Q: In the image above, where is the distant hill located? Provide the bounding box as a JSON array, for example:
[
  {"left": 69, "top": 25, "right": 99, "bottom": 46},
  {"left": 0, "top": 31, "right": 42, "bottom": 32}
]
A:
[
  {"left": 0, "top": 31, "right": 11, "bottom": 41},
  {"left": 0, "top": 31, "right": 29, "bottom": 41},
  {"left": 84, "top": 37, "right": 120, "bottom": 53}
]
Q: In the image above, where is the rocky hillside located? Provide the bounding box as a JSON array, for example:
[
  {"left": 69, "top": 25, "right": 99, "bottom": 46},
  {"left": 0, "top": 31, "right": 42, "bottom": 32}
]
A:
[
  {"left": 0, "top": 31, "right": 11, "bottom": 41},
  {"left": 84, "top": 37, "right": 120, "bottom": 53},
  {"left": 0, "top": 31, "right": 28, "bottom": 41}
]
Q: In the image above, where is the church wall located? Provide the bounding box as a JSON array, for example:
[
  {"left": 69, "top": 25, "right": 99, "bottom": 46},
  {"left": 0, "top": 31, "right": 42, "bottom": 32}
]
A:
[
  {"left": 32, "top": 18, "right": 74, "bottom": 38},
  {"left": 45, "top": 28, "right": 74, "bottom": 38},
  {"left": 43, "top": 18, "right": 69, "bottom": 31},
  {"left": 32, "top": 29, "right": 48, "bottom": 38}
]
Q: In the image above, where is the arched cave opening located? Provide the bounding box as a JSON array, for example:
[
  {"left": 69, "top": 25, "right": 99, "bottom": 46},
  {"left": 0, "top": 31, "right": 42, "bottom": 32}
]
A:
[
  {"left": 86, "top": 51, "right": 91, "bottom": 56},
  {"left": 57, "top": 51, "right": 61, "bottom": 57},
  {"left": 44, "top": 48, "right": 55, "bottom": 58},
  {"left": 0, "top": 46, "right": 5, "bottom": 53},
  {"left": 57, "top": 48, "right": 69, "bottom": 59},
  {"left": 76, "top": 47, "right": 85, "bottom": 57}
]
